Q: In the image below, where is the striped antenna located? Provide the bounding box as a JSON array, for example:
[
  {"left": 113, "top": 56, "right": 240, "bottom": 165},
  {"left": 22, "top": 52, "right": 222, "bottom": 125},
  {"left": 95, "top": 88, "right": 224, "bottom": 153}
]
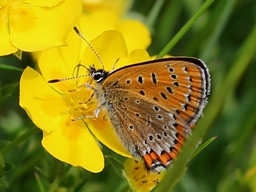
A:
[
  {"left": 48, "top": 73, "right": 90, "bottom": 83},
  {"left": 73, "top": 27, "right": 104, "bottom": 69}
]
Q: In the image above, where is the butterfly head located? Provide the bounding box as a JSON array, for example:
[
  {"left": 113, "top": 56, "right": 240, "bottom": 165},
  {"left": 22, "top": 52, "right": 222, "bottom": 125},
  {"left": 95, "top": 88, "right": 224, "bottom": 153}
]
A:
[{"left": 89, "top": 66, "right": 109, "bottom": 83}]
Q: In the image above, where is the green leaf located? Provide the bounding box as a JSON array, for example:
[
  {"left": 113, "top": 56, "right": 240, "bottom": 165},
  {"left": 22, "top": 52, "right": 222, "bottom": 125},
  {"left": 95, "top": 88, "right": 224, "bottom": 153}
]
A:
[{"left": 192, "top": 136, "right": 217, "bottom": 158}]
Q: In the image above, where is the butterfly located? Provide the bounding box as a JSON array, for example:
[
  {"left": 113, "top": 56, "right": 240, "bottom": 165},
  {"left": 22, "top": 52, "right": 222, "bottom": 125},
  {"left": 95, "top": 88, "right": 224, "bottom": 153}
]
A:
[{"left": 87, "top": 56, "right": 210, "bottom": 172}]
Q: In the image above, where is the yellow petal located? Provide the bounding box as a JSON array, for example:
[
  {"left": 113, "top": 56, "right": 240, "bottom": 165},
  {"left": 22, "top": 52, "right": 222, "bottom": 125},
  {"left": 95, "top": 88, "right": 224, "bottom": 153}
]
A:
[
  {"left": 88, "top": 111, "right": 132, "bottom": 158},
  {"left": 79, "top": 10, "right": 151, "bottom": 53},
  {"left": 81, "top": 30, "right": 128, "bottom": 71},
  {"left": 124, "top": 158, "right": 166, "bottom": 192},
  {"left": 19, "top": 67, "right": 66, "bottom": 133},
  {"left": 37, "top": 27, "right": 89, "bottom": 94},
  {"left": 0, "top": 8, "right": 17, "bottom": 55},
  {"left": 82, "top": 0, "right": 129, "bottom": 15},
  {"left": 25, "top": 0, "right": 62, "bottom": 7},
  {"left": 10, "top": 0, "right": 82, "bottom": 51},
  {"left": 117, "top": 20, "right": 151, "bottom": 52},
  {"left": 37, "top": 29, "right": 83, "bottom": 81},
  {"left": 116, "top": 49, "right": 151, "bottom": 69},
  {"left": 79, "top": 10, "right": 119, "bottom": 41},
  {"left": 42, "top": 118, "right": 104, "bottom": 173}
]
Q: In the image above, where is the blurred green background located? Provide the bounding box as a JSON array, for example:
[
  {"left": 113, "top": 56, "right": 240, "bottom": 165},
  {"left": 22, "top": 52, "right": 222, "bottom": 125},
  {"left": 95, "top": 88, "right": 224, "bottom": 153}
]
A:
[{"left": 1, "top": 0, "right": 256, "bottom": 191}]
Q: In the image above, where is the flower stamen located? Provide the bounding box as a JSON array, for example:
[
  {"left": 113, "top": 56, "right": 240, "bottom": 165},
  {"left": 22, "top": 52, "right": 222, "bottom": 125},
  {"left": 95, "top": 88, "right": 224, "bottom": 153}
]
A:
[{"left": 64, "top": 85, "right": 98, "bottom": 122}]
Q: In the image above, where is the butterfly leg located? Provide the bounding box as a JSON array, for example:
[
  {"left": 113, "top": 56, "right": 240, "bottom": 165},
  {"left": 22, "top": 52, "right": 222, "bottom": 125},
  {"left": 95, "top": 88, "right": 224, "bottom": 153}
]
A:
[{"left": 71, "top": 107, "right": 101, "bottom": 121}]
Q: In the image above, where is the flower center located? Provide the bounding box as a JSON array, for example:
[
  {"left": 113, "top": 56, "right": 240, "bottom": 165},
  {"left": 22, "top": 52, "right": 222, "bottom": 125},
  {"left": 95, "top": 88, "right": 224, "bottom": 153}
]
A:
[
  {"left": 0, "top": 0, "right": 20, "bottom": 23},
  {"left": 0, "top": 0, "right": 15, "bottom": 7},
  {"left": 0, "top": 0, "right": 19, "bottom": 12},
  {"left": 0, "top": 0, "right": 33, "bottom": 25},
  {"left": 64, "top": 85, "right": 98, "bottom": 121}
]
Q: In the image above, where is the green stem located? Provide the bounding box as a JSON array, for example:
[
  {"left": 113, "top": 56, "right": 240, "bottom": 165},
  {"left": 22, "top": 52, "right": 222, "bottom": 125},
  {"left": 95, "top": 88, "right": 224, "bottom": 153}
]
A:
[
  {"left": 200, "top": 0, "right": 235, "bottom": 61},
  {"left": 35, "top": 172, "right": 46, "bottom": 192},
  {"left": 146, "top": 0, "right": 165, "bottom": 28},
  {"left": 0, "top": 126, "right": 39, "bottom": 155},
  {"left": 156, "top": 0, "right": 215, "bottom": 58},
  {"left": 0, "top": 64, "right": 23, "bottom": 72}
]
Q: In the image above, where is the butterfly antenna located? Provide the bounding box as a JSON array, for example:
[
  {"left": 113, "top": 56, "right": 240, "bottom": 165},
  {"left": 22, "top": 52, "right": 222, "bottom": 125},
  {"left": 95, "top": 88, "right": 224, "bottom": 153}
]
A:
[
  {"left": 73, "top": 27, "right": 104, "bottom": 69},
  {"left": 48, "top": 63, "right": 93, "bottom": 83},
  {"left": 48, "top": 73, "right": 91, "bottom": 83}
]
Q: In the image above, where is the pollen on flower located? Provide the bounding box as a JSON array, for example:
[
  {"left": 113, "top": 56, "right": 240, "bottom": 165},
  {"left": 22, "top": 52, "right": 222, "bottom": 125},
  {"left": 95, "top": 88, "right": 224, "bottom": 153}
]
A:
[
  {"left": 0, "top": 1, "right": 17, "bottom": 12},
  {"left": 0, "top": 0, "right": 31, "bottom": 22},
  {"left": 63, "top": 85, "right": 98, "bottom": 122}
]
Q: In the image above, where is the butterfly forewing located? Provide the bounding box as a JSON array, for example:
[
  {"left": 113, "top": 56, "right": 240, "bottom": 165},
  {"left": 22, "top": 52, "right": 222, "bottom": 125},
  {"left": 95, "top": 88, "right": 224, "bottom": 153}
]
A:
[{"left": 102, "top": 57, "right": 210, "bottom": 124}]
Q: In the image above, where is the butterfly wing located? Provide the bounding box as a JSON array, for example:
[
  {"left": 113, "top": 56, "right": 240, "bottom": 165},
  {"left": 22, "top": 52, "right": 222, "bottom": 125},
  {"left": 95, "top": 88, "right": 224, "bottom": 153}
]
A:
[{"left": 100, "top": 57, "right": 210, "bottom": 171}]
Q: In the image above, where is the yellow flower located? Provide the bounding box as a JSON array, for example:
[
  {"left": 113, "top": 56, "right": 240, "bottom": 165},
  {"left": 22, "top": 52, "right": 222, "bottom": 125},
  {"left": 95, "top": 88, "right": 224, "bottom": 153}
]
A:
[
  {"left": 123, "top": 158, "right": 166, "bottom": 192},
  {"left": 0, "top": 0, "right": 82, "bottom": 56},
  {"left": 82, "top": 0, "right": 131, "bottom": 15},
  {"left": 19, "top": 30, "right": 150, "bottom": 172},
  {"left": 79, "top": 9, "right": 151, "bottom": 52}
]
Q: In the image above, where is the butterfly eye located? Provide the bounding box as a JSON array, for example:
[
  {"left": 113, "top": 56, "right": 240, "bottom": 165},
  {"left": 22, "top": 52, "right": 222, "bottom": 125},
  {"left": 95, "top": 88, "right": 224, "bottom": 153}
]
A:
[{"left": 92, "top": 69, "right": 109, "bottom": 83}]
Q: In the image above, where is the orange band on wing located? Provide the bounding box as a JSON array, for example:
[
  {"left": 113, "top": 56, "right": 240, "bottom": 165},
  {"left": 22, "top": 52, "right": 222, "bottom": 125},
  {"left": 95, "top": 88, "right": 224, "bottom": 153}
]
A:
[{"left": 143, "top": 153, "right": 154, "bottom": 168}]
